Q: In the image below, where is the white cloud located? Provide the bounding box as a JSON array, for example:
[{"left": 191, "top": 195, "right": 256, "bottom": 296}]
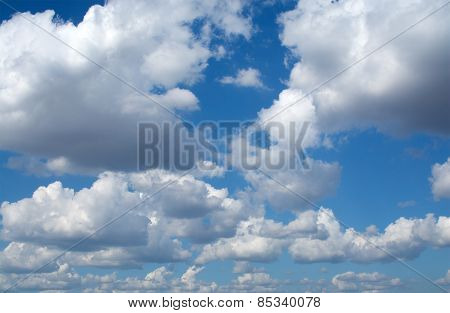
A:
[
  {"left": 257, "top": 88, "right": 321, "bottom": 149},
  {"left": 144, "top": 266, "right": 172, "bottom": 284},
  {"left": 1, "top": 0, "right": 449, "bottom": 294},
  {"left": 219, "top": 68, "right": 265, "bottom": 88},
  {"left": 289, "top": 210, "right": 450, "bottom": 263},
  {"left": 2, "top": 170, "right": 449, "bottom": 284},
  {"left": 430, "top": 157, "right": 450, "bottom": 200},
  {"left": 0, "top": 0, "right": 252, "bottom": 174},
  {"left": 0, "top": 242, "right": 60, "bottom": 274},
  {"left": 232, "top": 261, "right": 265, "bottom": 274},
  {"left": 0, "top": 173, "right": 149, "bottom": 248},
  {"left": 332, "top": 271, "right": 401, "bottom": 292},
  {"left": 435, "top": 269, "right": 450, "bottom": 286},
  {"left": 243, "top": 159, "right": 341, "bottom": 211},
  {"left": 0, "top": 263, "right": 218, "bottom": 292},
  {"left": 229, "top": 272, "right": 281, "bottom": 292},
  {"left": 196, "top": 208, "right": 450, "bottom": 264},
  {"left": 129, "top": 170, "right": 260, "bottom": 243},
  {"left": 277, "top": 0, "right": 449, "bottom": 136},
  {"left": 180, "top": 266, "right": 207, "bottom": 291},
  {"left": 83, "top": 265, "right": 217, "bottom": 292},
  {"left": 0, "top": 169, "right": 256, "bottom": 270},
  {"left": 195, "top": 217, "right": 286, "bottom": 264},
  {"left": 228, "top": 118, "right": 341, "bottom": 211},
  {"left": 0, "top": 263, "right": 81, "bottom": 292}
]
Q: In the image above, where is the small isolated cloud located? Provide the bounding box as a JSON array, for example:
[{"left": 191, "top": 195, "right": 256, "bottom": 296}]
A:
[
  {"left": 430, "top": 157, "right": 450, "bottom": 200},
  {"left": 435, "top": 269, "right": 450, "bottom": 286},
  {"left": 397, "top": 200, "right": 416, "bottom": 208},
  {"left": 219, "top": 68, "right": 264, "bottom": 88}
]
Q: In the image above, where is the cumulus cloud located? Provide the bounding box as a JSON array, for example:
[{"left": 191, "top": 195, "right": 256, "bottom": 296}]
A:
[
  {"left": 0, "top": 169, "right": 257, "bottom": 270},
  {"left": 0, "top": 242, "right": 60, "bottom": 274},
  {"left": 0, "top": 261, "right": 410, "bottom": 293},
  {"left": 196, "top": 208, "right": 450, "bottom": 264},
  {"left": 1, "top": 174, "right": 148, "bottom": 249},
  {"left": 228, "top": 115, "right": 341, "bottom": 211},
  {"left": 0, "top": 263, "right": 81, "bottom": 292},
  {"left": 219, "top": 68, "right": 265, "bottom": 88},
  {"left": 232, "top": 261, "right": 265, "bottom": 274},
  {"left": 83, "top": 265, "right": 218, "bottom": 292},
  {"left": 228, "top": 272, "right": 282, "bottom": 292},
  {"left": 195, "top": 219, "right": 286, "bottom": 264},
  {"left": 0, "top": 0, "right": 252, "bottom": 174},
  {"left": 1, "top": 169, "right": 449, "bottom": 288},
  {"left": 0, "top": 261, "right": 407, "bottom": 293},
  {"left": 1, "top": 0, "right": 449, "bottom": 293},
  {"left": 0, "top": 263, "right": 218, "bottom": 292},
  {"left": 430, "top": 157, "right": 450, "bottom": 200},
  {"left": 84, "top": 264, "right": 279, "bottom": 292},
  {"left": 276, "top": 0, "right": 450, "bottom": 136},
  {"left": 195, "top": 210, "right": 329, "bottom": 264},
  {"left": 435, "top": 269, "right": 450, "bottom": 286},
  {"left": 289, "top": 210, "right": 450, "bottom": 263},
  {"left": 243, "top": 159, "right": 341, "bottom": 211},
  {"left": 331, "top": 271, "right": 401, "bottom": 292}
]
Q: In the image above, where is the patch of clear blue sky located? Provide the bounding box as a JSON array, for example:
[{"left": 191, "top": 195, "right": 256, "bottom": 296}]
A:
[{"left": 0, "top": 0, "right": 448, "bottom": 290}]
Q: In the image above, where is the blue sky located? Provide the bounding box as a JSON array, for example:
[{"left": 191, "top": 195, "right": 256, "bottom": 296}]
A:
[{"left": 0, "top": 0, "right": 449, "bottom": 292}]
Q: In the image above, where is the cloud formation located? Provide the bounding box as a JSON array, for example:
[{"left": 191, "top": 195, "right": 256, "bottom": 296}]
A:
[
  {"left": 219, "top": 68, "right": 265, "bottom": 88},
  {"left": 0, "top": 0, "right": 449, "bottom": 293},
  {"left": 0, "top": 0, "right": 252, "bottom": 174},
  {"left": 267, "top": 0, "right": 450, "bottom": 138},
  {"left": 331, "top": 271, "right": 401, "bottom": 292},
  {"left": 430, "top": 157, "right": 450, "bottom": 200},
  {"left": 435, "top": 269, "right": 450, "bottom": 286},
  {"left": 197, "top": 208, "right": 450, "bottom": 264},
  {"left": 289, "top": 210, "right": 450, "bottom": 263},
  {"left": 0, "top": 262, "right": 407, "bottom": 293},
  {"left": 0, "top": 169, "right": 256, "bottom": 270}
]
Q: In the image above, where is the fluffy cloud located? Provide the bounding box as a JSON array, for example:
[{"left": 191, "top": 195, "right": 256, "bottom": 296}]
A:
[
  {"left": 0, "top": 0, "right": 252, "bottom": 174},
  {"left": 430, "top": 158, "right": 450, "bottom": 200},
  {"left": 257, "top": 88, "right": 321, "bottom": 148},
  {"left": 232, "top": 261, "right": 264, "bottom": 274},
  {"left": 196, "top": 208, "right": 450, "bottom": 264},
  {"left": 128, "top": 170, "right": 260, "bottom": 244},
  {"left": 0, "top": 261, "right": 410, "bottom": 293},
  {"left": 0, "top": 169, "right": 257, "bottom": 270},
  {"left": 196, "top": 210, "right": 329, "bottom": 263},
  {"left": 0, "top": 263, "right": 217, "bottom": 292},
  {"left": 243, "top": 159, "right": 341, "bottom": 211},
  {"left": 228, "top": 272, "right": 282, "bottom": 292},
  {"left": 277, "top": 0, "right": 449, "bottom": 136},
  {"left": 289, "top": 210, "right": 450, "bottom": 263},
  {"left": 0, "top": 242, "right": 60, "bottom": 274},
  {"left": 229, "top": 118, "right": 341, "bottom": 211},
  {"left": 219, "top": 68, "right": 265, "bottom": 88},
  {"left": 331, "top": 271, "right": 401, "bottom": 292},
  {"left": 2, "top": 169, "right": 449, "bottom": 287},
  {"left": 195, "top": 219, "right": 285, "bottom": 264},
  {"left": 1, "top": 174, "right": 148, "bottom": 249},
  {"left": 0, "top": 263, "right": 81, "bottom": 292},
  {"left": 83, "top": 265, "right": 218, "bottom": 292},
  {"left": 435, "top": 269, "right": 450, "bottom": 286}
]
